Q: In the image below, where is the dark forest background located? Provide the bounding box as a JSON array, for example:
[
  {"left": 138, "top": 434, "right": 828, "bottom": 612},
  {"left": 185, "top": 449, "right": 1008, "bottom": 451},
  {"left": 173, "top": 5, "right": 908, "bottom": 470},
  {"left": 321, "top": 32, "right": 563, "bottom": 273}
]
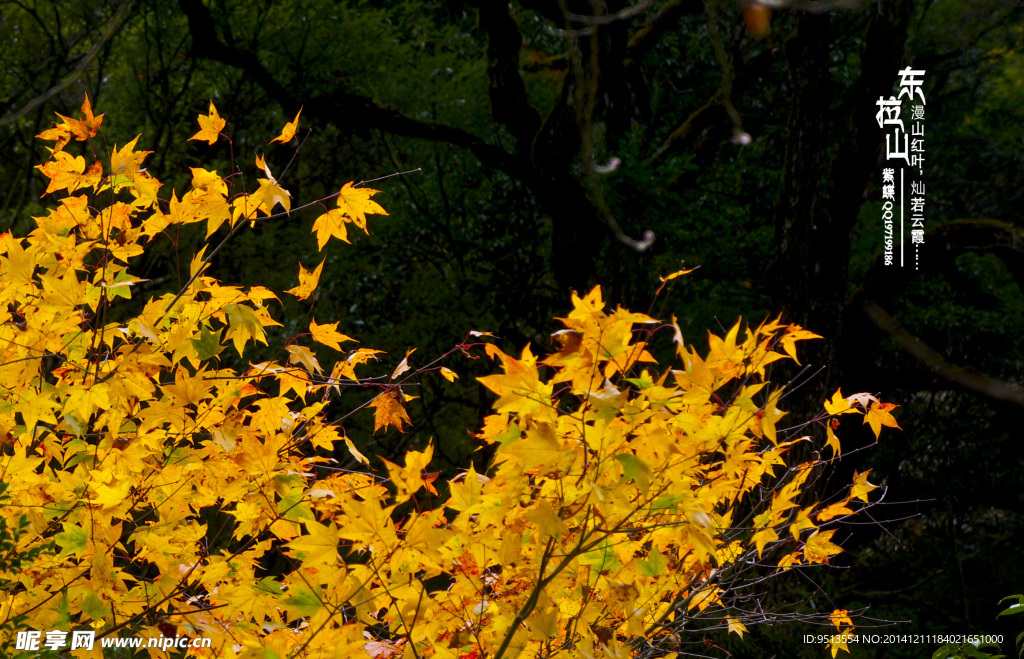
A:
[{"left": 1, "top": 0, "right": 1022, "bottom": 656}]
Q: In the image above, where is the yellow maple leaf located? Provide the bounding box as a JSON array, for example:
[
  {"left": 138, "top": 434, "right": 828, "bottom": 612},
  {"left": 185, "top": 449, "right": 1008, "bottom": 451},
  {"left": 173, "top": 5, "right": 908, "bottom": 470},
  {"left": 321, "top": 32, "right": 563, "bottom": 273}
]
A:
[
  {"left": 816, "top": 499, "right": 855, "bottom": 522},
  {"left": 439, "top": 366, "right": 458, "bottom": 382},
  {"left": 654, "top": 265, "right": 699, "bottom": 296},
  {"left": 271, "top": 107, "right": 302, "bottom": 144},
  {"left": 223, "top": 302, "right": 269, "bottom": 356},
  {"left": 447, "top": 464, "right": 485, "bottom": 511},
  {"left": 110, "top": 134, "right": 151, "bottom": 180},
  {"left": 525, "top": 606, "right": 559, "bottom": 640},
  {"left": 287, "top": 344, "right": 322, "bottom": 375},
  {"left": 161, "top": 366, "right": 212, "bottom": 407},
  {"left": 759, "top": 389, "right": 786, "bottom": 444},
  {"left": 524, "top": 499, "right": 567, "bottom": 539},
  {"left": 90, "top": 479, "right": 131, "bottom": 509},
  {"left": 311, "top": 183, "right": 388, "bottom": 250},
  {"left": 63, "top": 382, "right": 111, "bottom": 420},
  {"left": 336, "top": 181, "right": 388, "bottom": 231},
  {"left": 194, "top": 196, "right": 231, "bottom": 237},
  {"left": 188, "top": 101, "right": 226, "bottom": 145},
  {"left": 249, "top": 178, "right": 291, "bottom": 216},
  {"left": 751, "top": 526, "right": 779, "bottom": 559},
  {"left": 804, "top": 529, "right": 843, "bottom": 564},
  {"left": 190, "top": 167, "right": 228, "bottom": 196},
  {"left": 130, "top": 171, "right": 162, "bottom": 209},
  {"left": 382, "top": 445, "right": 433, "bottom": 503},
  {"left": 778, "top": 324, "right": 822, "bottom": 364},
  {"left": 824, "top": 389, "right": 856, "bottom": 416},
  {"left": 16, "top": 388, "right": 59, "bottom": 435},
  {"left": 849, "top": 469, "right": 879, "bottom": 502},
  {"left": 726, "top": 617, "right": 748, "bottom": 638},
  {"left": 330, "top": 347, "right": 385, "bottom": 381},
  {"left": 285, "top": 260, "right": 324, "bottom": 301},
  {"left": 828, "top": 627, "right": 855, "bottom": 657},
  {"left": 788, "top": 506, "right": 817, "bottom": 540},
  {"left": 312, "top": 208, "right": 349, "bottom": 250},
  {"left": 369, "top": 389, "right": 411, "bottom": 433},
  {"left": 688, "top": 586, "right": 722, "bottom": 612},
  {"left": 777, "top": 551, "right": 802, "bottom": 572},
  {"left": 309, "top": 318, "right": 355, "bottom": 351},
  {"left": 391, "top": 348, "right": 415, "bottom": 379},
  {"left": 826, "top": 422, "right": 842, "bottom": 458},
  {"left": 287, "top": 519, "right": 340, "bottom": 567},
  {"left": 344, "top": 437, "right": 370, "bottom": 465}
]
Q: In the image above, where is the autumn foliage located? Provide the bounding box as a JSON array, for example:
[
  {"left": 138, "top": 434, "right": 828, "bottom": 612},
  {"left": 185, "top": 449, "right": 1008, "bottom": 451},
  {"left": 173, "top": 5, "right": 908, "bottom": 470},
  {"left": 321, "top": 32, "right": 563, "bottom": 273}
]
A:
[{"left": 0, "top": 96, "right": 899, "bottom": 658}]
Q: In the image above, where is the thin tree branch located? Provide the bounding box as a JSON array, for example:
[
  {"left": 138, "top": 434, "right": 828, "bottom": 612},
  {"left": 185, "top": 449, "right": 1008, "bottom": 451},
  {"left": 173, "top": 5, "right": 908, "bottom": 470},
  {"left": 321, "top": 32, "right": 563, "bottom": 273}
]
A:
[
  {"left": 177, "top": 0, "right": 526, "bottom": 180},
  {"left": 0, "top": 0, "right": 137, "bottom": 127},
  {"left": 862, "top": 299, "right": 1024, "bottom": 408},
  {"left": 650, "top": 90, "right": 723, "bottom": 161},
  {"left": 625, "top": 0, "right": 704, "bottom": 68}
]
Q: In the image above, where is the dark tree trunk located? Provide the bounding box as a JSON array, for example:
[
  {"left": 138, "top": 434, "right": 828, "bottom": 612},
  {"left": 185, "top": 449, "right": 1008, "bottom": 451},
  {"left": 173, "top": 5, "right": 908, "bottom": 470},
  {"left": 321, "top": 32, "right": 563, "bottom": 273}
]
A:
[
  {"left": 771, "top": 13, "right": 838, "bottom": 420},
  {"left": 772, "top": 0, "right": 914, "bottom": 425}
]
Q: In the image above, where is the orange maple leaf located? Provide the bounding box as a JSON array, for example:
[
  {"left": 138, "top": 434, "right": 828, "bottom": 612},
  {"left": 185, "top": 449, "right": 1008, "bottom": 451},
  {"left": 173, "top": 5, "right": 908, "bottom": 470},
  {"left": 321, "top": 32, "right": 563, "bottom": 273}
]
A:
[
  {"left": 53, "top": 92, "right": 104, "bottom": 142},
  {"left": 35, "top": 152, "right": 103, "bottom": 195},
  {"left": 830, "top": 609, "right": 854, "bottom": 629},
  {"left": 36, "top": 125, "right": 73, "bottom": 152},
  {"left": 815, "top": 499, "right": 854, "bottom": 522},
  {"left": 369, "top": 389, "right": 412, "bottom": 433},
  {"left": 421, "top": 472, "right": 440, "bottom": 496},
  {"left": 863, "top": 401, "right": 900, "bottom": 439}
]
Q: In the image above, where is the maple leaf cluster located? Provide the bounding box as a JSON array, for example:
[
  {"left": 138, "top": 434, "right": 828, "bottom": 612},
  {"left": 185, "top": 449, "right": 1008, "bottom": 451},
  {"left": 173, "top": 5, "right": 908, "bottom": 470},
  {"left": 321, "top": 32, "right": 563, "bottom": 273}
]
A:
[{"left": 0, "top": 96, "right": 897, "bottom": 658}]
